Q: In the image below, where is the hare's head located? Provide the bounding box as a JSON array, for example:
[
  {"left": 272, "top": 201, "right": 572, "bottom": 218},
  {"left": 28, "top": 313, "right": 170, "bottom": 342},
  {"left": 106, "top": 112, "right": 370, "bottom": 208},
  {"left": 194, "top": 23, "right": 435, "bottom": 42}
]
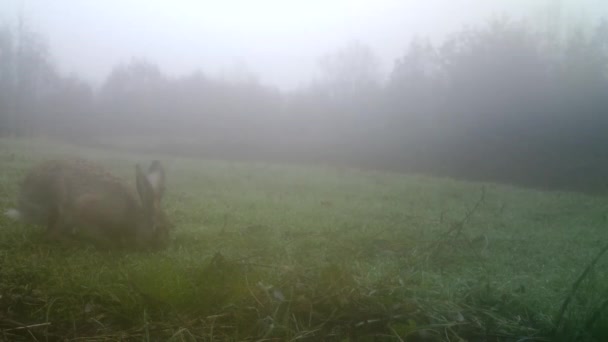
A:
[{"left": 135, "top": 160, "right": 171, "bottom": 249}]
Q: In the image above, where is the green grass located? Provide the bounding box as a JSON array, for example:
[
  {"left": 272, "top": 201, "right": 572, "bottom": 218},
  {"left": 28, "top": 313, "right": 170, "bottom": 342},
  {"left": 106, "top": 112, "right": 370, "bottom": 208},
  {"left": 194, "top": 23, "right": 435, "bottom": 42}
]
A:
[{"left": 0, "top": 138, "right": 607, "bottom": 341}]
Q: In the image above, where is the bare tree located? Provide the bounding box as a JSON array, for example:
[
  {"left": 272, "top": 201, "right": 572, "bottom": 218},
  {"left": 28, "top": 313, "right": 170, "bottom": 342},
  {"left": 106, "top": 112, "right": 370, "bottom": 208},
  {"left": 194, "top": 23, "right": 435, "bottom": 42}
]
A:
[{"left": 317, "top": 40, "right": 381, "bottom": 101}]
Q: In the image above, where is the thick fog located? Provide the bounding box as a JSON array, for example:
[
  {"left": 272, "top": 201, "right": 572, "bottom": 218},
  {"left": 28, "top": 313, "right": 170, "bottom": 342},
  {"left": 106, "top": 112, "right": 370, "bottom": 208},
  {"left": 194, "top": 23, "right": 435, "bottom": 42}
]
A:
[
  {"left": 2, "top": 0, "right": 608, "bottom": 193},
  {"left": 1, "top": 0, "right": 605, "bottom": 89}
]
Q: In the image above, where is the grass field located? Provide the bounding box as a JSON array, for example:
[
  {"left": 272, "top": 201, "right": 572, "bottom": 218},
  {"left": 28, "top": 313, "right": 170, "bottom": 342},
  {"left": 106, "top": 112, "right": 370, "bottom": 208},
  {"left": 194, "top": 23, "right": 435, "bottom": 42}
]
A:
[{"left": 0, "top": 138, "right": 607, "bottom": 341}]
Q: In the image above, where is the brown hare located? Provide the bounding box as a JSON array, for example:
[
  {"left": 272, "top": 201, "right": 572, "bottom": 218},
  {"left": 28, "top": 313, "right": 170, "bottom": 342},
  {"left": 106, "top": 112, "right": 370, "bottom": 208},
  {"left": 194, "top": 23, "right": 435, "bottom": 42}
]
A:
[{"left": 6, "top": 158, "right": 170, "bottom": 249}]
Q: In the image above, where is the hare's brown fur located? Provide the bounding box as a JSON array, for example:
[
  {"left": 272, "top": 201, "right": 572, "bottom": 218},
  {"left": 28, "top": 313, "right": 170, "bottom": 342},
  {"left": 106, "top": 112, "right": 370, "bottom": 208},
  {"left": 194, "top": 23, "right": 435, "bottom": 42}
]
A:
[{"left": 16, "top": 158, "right": 169, "bottom": 248}]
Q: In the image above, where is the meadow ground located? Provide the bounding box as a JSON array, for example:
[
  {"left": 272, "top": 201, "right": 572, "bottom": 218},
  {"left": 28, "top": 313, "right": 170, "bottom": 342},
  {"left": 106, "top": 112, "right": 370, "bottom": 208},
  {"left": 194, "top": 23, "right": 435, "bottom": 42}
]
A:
[{"left": 0, "top": 139, "right": 607, "bottom": 341}]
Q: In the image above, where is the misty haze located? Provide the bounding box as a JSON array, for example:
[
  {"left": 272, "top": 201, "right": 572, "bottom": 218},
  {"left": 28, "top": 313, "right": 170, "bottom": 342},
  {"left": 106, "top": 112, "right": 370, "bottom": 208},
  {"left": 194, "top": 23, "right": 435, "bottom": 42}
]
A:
[{"left": 1, "top": 0, "right": 608, "bottom": 340}]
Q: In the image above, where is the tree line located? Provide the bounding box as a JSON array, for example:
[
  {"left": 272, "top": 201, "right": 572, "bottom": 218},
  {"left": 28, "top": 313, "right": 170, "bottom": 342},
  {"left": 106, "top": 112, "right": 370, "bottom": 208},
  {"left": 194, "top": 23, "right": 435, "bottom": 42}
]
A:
[{"left": 1, "top": 16, "right": 608, "bottom": 193}]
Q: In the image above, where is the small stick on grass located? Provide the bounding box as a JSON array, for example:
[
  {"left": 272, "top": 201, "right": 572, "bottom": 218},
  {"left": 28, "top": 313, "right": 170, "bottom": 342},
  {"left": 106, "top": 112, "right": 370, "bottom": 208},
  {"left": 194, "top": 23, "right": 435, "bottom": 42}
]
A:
[
  {"left": 553, "top": 240, "right": 608, "bottom": 334},
  {"left": 3, "top": 322, "right": 51, "bottom": 331},
  {"left": 429, "top": 186, "right": 486, "bottom": 249}
]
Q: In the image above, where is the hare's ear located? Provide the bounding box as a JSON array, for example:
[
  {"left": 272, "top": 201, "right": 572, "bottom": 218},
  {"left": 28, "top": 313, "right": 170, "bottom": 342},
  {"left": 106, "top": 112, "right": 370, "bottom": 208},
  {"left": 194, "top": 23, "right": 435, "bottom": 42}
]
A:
[
  {"left": 136, "top": 164, "right": 154, "bottom": 212},
  {"left": 146, "top": 160, "right": 166, "bottom": 200}
]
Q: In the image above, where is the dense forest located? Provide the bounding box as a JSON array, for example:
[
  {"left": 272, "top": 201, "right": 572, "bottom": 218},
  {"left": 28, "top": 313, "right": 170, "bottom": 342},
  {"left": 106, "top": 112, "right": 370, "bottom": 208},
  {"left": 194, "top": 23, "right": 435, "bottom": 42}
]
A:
[{"left": 1, "top": 16, "right": 608, "bottom": 193}]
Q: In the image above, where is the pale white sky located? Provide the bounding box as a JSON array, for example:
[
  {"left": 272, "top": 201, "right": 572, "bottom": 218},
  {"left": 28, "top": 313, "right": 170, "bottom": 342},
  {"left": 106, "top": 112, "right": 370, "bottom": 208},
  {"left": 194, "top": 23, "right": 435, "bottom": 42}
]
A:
[{"left": 0, "top": 0, "right": 606, "bottom": 89}]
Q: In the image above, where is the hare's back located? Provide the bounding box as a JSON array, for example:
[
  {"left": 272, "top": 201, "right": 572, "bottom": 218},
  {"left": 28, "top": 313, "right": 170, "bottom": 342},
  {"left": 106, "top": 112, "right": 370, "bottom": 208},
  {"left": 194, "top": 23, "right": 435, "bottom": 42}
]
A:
[{"left": 21, "top": 159, "right": 134, "bottom": 206}]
